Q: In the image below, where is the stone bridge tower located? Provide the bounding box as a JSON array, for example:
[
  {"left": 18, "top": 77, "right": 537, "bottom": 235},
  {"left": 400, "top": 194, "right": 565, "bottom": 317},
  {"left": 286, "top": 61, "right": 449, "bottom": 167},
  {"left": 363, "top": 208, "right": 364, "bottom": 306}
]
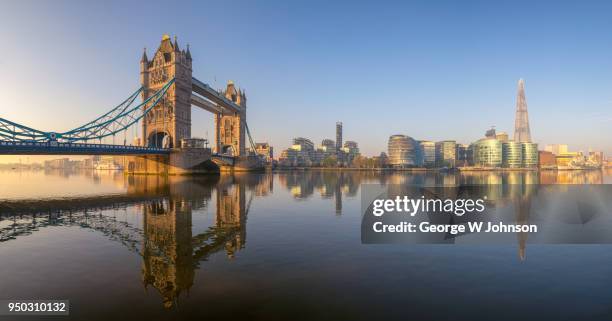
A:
[
  {"left": 215, "top": 81, "right": 247, "bottom": 156},
  {"left": 140, "top": 35, "right": 192, "bottom": 148}
]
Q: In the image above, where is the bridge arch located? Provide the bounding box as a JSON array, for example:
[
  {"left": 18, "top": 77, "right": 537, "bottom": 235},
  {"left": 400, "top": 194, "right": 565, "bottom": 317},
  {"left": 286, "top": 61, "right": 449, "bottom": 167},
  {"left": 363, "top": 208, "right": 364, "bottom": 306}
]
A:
[
  {"left": 148, "top": 131, "right": 173, "bottom": 148},
  {"left": 221, "top": 144, "right": 235, "bottom": 156}
]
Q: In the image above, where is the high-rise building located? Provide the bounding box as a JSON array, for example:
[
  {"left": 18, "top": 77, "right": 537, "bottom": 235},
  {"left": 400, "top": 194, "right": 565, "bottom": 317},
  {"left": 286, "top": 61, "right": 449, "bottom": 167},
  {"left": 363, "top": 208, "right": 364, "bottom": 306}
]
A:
[
  {"left": 388, "top": 135, "right": 418, "bottom": 168},
  {"left": 335, "top": 122, "right": 343, "bottom": 153},
  {"left": 513, "top": 79, "right": 532, "bottom": 143},
  {"left": 435, "top": 140, "right": 456, "bottom": 168}
]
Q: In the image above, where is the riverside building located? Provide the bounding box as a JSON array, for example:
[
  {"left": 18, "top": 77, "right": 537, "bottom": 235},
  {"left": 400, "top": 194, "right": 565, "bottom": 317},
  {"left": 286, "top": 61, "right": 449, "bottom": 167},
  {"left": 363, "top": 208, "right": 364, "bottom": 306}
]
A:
[
  {"left": 521, "top": 142, "right": 539, "bottom": 168},
  {"left": 388, "top": 135, "right": 418, "bottom": 168},
  {"left": 456, "top": 144, "right": 470, "bottom": 167},
  {"left": 473, "top": 138, "right": 503, "bottom": 167},
  {"left": 502, "top": 141, "right": 523, "bottom": 168},
  {"left": 342, "top": 141, "right": 360, "bottom": 164},
  {"left": 419, "top": 140, "right": 436, "bottom": 167},
  {"left": 435, "top": 140, "right": 457, "bottom": 168}
]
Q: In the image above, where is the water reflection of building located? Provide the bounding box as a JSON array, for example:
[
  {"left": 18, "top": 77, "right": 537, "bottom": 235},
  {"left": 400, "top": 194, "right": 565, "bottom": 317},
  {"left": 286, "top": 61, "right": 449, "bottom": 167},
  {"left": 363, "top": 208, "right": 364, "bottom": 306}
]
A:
[
  {"left": 216, "top": 176, "right": 248, "bottom": 258},
  {"left": 136, "top": 174, "right": 276, "bottom": 308},
  {"left": 278, "top": 171, "right": 378, "bottom": 215},
  {"left": 378, "top": 169, "right": 608, "bottom": 260},
  {"left": 142, "top": 199, "right": 194, "bottom": 309}
]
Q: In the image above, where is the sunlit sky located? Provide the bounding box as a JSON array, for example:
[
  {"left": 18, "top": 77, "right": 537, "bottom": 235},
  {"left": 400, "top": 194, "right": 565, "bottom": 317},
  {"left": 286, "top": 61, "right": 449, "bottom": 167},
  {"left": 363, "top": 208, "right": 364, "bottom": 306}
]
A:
[{"left": 1, "top": 0, "right": 612, "bottom": 163}]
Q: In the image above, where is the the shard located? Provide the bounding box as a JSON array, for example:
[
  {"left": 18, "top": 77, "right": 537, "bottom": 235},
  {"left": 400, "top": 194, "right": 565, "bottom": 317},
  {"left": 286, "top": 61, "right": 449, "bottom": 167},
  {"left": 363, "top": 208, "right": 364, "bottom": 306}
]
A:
[{"left": 513, "top": 78, "right": 532, "bottom": 143}]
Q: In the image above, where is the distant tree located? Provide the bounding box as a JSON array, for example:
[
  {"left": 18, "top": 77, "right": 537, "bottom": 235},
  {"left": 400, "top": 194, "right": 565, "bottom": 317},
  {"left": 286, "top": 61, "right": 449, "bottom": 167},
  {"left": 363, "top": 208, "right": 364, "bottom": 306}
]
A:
[
  {"left": 322, "top": 155, "right": 338, "bottom": 168},
  {"left": 351, "top": 155, "right": 368, "bottom": 168}
]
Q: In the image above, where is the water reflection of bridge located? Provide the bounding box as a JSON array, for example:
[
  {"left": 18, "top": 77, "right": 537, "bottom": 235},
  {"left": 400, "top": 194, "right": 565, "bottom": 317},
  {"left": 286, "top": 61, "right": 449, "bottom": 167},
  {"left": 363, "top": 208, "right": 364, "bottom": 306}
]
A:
[
  {"left": 0, "top": 169, "right": 607, "bottom": 306},
  {"left": 0, "top": 173, "right": 273, "bottom": 308}
]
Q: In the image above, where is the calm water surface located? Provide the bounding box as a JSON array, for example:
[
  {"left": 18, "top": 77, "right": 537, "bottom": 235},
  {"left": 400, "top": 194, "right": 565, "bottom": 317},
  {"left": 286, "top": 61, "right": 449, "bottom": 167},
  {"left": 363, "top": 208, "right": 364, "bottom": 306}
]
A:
[{"left": 1, "top": 169, "right": 612, "bottom": 321}]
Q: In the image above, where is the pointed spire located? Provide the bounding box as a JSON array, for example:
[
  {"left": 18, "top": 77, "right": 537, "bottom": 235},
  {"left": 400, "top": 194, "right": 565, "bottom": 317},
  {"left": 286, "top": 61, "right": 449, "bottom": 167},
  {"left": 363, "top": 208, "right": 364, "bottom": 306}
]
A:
[
  {"left": 140, "top": 47, "right": 148, "bottom": 63},
  {"left": 513, "top": 78, "right": 531, "bottom": 143},
  {"left": 186, "top": 44, "right": 192, "bottom": 60},
  {"left": 174, "top": 35, "right": 179, "bottom": 51}
]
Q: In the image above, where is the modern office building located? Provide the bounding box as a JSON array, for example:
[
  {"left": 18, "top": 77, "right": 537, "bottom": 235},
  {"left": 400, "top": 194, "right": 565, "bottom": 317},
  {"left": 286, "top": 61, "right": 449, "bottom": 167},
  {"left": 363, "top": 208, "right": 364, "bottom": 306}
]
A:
[
  {"left": 419, "top": 141, "right": 436, "bottom": 167},
  {"left": 521, "top": 142, "right": 539, "bottom": 168},
  {"left": 321, "top": 139, "right": 336, "bottom": 154},
  {"left": 435, "top": 140, "right": 456, "bottom": 168},
  {"left": 388, "top": 135, "right": 418, "bottom": 168},
  {"left": 312, "top": 147, "right": 326, "bottom": 165},
  {"left": 279, "top": 148, "right": 299, "bottom": 167},
  {"left": 455, "top": 144, "right": 470, "bottom": 167},
  {"left": 293, "top": 137, "right": 314, "bottom": 150},
  {"left": 343, "top": 141, "right": 360, "bottom": 163},
  {"left": 278, "top": 137, "right": 315, "bottom": 166},
  {"left": 343, "top": 141, "right": 359, "bottom": 152},
  {"left": 473, "top": 138, "right": 503, "bottom": 167},
  {"left": 502, "top": 141, "right": 523, "bottom": 168}
]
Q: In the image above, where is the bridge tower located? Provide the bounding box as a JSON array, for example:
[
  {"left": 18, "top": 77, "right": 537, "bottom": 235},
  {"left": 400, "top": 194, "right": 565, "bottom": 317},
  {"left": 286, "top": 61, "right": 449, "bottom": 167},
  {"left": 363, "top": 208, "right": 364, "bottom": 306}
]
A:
[
  {"left": 215, "top": 81, "right": 247, "bottom": 156},
  {"left": 140, "top": 35, "right": 192, "bottom": 148}
]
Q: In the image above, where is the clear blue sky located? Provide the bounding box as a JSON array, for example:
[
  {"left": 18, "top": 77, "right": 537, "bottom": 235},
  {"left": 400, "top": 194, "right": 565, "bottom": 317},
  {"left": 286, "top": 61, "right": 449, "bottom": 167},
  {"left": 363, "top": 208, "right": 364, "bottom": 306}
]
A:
[{"left": 1, "top": 0, "right": 611, "bottom": 158}]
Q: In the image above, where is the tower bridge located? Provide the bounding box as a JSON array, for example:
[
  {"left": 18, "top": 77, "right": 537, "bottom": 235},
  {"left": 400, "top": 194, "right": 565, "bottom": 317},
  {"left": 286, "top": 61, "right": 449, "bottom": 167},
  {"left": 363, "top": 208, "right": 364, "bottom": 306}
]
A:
[{"left": 0, "top": 35, "right": 263, "bottom": 174}]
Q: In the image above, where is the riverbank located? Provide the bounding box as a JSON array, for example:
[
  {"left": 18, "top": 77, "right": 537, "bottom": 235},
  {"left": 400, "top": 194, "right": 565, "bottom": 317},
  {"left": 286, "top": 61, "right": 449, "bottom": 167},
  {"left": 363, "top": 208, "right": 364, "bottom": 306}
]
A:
[{"left": 273, "top": 167, "right": 605, "bottom": 172}]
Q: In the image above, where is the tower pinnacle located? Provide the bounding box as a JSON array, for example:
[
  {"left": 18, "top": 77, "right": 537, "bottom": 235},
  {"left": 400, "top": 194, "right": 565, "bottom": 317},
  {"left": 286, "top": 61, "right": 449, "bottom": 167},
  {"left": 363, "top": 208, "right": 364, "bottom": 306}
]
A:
[{"left": 141, "top": 47, "right": 148, "bottom": 63}]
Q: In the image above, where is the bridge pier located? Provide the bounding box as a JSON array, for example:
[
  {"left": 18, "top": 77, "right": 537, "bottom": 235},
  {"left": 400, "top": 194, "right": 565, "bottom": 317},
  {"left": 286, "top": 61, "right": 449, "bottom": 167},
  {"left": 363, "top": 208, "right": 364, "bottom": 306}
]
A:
[
  {"left": 124, "top": 148, "right": 264, "bottom": 175},
  {"left": 125, "top": 148, "right": 216, "bottom": 175}
]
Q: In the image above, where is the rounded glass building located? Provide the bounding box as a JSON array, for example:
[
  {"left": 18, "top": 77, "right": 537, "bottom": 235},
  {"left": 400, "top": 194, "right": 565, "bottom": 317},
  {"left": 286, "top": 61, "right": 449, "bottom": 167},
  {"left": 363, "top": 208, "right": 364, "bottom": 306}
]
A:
[
  {"left": 502, "top": 141, "right": 523, "bottom": 168},
  {"left": 473, "top": 138, "right": 502, "bottom": 167},
  {"left": 521, "top": 142, "right": 538, "bottom": 168},
  {"left": 388, "top": 135, "right": 418, "bottom": 168}
]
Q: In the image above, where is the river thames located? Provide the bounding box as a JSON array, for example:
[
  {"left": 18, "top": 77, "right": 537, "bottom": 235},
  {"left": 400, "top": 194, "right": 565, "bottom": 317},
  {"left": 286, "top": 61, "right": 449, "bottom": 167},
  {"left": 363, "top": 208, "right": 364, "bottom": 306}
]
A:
[{"left": 1, "top": 169, "right": 612, "bottom": 321}]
